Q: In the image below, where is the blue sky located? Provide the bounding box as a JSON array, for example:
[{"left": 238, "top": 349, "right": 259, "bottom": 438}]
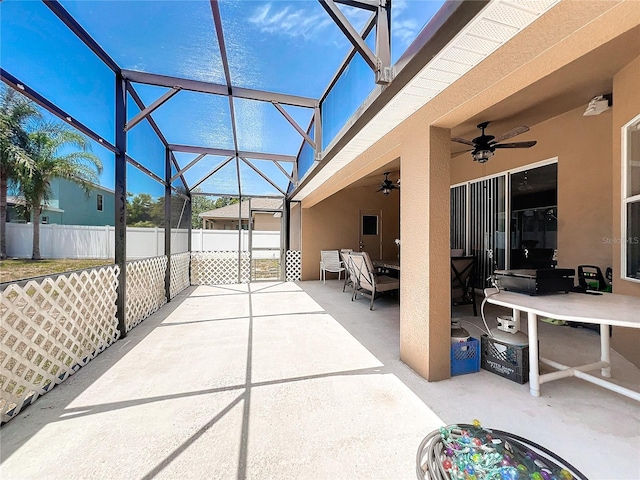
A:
[{"left": 1, "top": 0, "right": 445, "bottom": 196}]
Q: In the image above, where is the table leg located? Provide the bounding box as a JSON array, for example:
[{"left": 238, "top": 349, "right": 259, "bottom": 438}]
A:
[
  {"left": 528, "top": 311, "right": 540, "bottom": 397},
  {"left": 600, "top": 323, "right": 611, "bottom": 378}
]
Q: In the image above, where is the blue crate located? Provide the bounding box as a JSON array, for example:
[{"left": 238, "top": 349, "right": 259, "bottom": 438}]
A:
[{"left": 451, "top": 337, "right": 480, "bottom": 376}]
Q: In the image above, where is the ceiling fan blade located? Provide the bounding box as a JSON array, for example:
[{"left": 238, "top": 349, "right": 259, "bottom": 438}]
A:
[
  {"left": 451, "top": 137, "right": 476, "bottom": 146},
  {"left": 494, "top": 140, "right": 537, "bottom": 149},
  {"left": 489, "top": 126, "right": 529, "bottom": 144}
]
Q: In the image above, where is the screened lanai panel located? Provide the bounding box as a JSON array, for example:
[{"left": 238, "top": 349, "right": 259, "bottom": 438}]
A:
[
  {"left": 218, "top": 0, "right": 354, "bottom": 98},
  {"left": 1, "top": 1, "right": 114, "bottom": 143},
  {"left": 126, "top": 164, "right": 165, "bottom": 258},
  {"left": 297, "top": 124, "right": 316, "bottom": 181},
  {"left": 60, "top": 0, "right": 225, "bottom": 84},
  {"left": 137, "top": 88, "right": 234, "bottom": 150},
  {"left": 174, "top": 154, "right": 232, "bottom": 190},
  {"left": 234, "top": 98, "right": 313, "bottom": 156},
  {"left": 197, "top": 159, "right": 240, "bottom": 196},
  {"left": 239, "top": 159, "right": 289, "bottom": 196},
  {"left": 126, "top": 94, "right": 165, "bottom": 179},
  {"left": 321, "top": 32, "right": 376, "bottom": 149}
]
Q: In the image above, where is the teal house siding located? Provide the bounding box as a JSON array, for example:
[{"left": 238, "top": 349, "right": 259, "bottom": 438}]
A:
[
  {"left": 7, "top": 179, "right": 114, "bottom": 226},
  {"left": 50, "top": 178, "right": 115, "bottom": 226}
]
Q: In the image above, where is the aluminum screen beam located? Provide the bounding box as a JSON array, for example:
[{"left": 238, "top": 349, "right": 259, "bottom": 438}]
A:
[
  {"left": 191, "top": 192, "right": 283, "bottom": 199},
  {"left": 210, "top": 0, "right": 240, "bottom": 160},
  {"left": 114, "top": 73, "right": 127, "bottom": 338},
  {"left": 333, "top": 0, "right": 378, "bottom": 11},
  {"left": 375, "top": 0, "right": 392, "bottom": 84},
  {"left": 168, "top": 145, "right": 296, "bottom": 163},
  {"left": 164, "top": 148, "right": 172, "bottom": 302},
  {"left": 122, "top": 70, "right": 317, "bottom": 109},
  {"left": 319, "top": 0, "right": 377, "bottom": 71},
  {"left": 1, "top": 69, "right": 118, "bottom": 154}
]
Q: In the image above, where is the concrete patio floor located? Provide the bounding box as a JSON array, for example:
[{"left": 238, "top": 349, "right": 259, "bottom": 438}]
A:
[{"left": 1, "top": 280, "right": 638, "bottom": 479}]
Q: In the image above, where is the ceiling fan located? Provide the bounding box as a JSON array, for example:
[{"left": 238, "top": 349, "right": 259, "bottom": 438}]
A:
[
  {"left": 377, "top": 172, "right": 400, "bottom": 195},
  {"left": 451, "top": 121, "right": 537, "bottom": 163}
]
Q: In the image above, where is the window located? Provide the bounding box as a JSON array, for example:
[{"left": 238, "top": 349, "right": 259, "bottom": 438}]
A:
[
  {"left": 362, "top": 215, "right": 378, "bottom": 235},
  {"left": 97, "top": 193, "right": 103, "bottom": 211},
  {"left": 623, "top": 114, "right": 640, "bottom": 281},
  {"left": 41, "top": 216, "right": 49, "bottom": 224}
]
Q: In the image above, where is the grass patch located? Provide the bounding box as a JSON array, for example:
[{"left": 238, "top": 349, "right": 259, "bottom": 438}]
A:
[{"left": 0, "top": 258, "right": 114, "bottom": 283}]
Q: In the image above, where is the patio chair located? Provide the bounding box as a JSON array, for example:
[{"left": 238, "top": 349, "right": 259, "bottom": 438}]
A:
[
  {"left": 341, "top": 250, "right": 356, "bottom": 292},
  {"left": 320, "top": 250, "right": 345, "bottom": 284},
  {"left": 349, "top": 252, "right": 400, "bottom": 310},
  {"left": 451, "top": 256, "right": 477, "bottom": 316}
]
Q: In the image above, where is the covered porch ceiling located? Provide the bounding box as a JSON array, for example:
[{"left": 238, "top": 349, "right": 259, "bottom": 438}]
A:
[{"left": 295, "top": 1, "right": 640, "bottom": 207}]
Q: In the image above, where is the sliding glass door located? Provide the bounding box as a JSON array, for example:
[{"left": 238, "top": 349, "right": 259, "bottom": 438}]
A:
[{"left": 450, "top": 161, "right": 558, "bottom": 288}]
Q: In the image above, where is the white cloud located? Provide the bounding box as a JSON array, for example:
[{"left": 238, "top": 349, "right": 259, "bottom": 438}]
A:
[
  {"left": 249, "top": 3, "right": 333, "bottom": 41},
  {"left": 393, "top": 18, "right": 421, "bottom": 49},
  {"left": 248, "top": 0, "right": 423, "bottom": 50}
]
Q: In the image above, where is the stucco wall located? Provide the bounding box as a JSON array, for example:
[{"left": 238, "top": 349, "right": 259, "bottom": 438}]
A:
[
  {"left": 290, "top": 202, "right": 301, "bottom": 251},
  {"left": 451, "top": 105, "right": 614, "bottom": 277},
  {"left": 254, "top": 213, "right": 280, "bottom": 231},
  {"left": 301, "top": 186, "right": 399, "bottom": 280},
  {"left": 611, "top": 55, "right": 640, "bottom": 367}
]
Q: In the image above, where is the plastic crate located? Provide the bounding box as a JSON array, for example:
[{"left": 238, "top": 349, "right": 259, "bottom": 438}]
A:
[
  {"left": 480, "top": 335, "right": 529, "bottom": 384},
  {"left": 451, "top": 337, "right": 480, "bottom": 376}
]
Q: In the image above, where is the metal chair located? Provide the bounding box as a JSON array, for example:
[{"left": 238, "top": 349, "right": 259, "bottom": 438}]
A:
[
  {"left": 341, "top": 250, "right": 356, "bottom": 292},
  {"left": 349, "top": 252, "right": 400, "bottom": 310},
  {"left": 320, "top": 250, "right": 345, "bottom": 284},
  {"left": 451, "top": 256, "right": 477, "bottom": 316}
]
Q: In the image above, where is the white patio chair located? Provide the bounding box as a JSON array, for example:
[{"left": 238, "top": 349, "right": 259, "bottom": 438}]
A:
[
  {"left": 349, "top": 252, "right": 400, "bottom": 310},
  {"left": 320, "top": 250, "right": 345, "bottom": 284}
]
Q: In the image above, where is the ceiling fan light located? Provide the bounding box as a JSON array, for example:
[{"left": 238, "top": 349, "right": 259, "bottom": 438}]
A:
[{"left": 472, "top": 149, "right": 494, "bottom": 163}]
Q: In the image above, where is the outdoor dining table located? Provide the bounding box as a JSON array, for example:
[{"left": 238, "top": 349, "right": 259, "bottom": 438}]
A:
[
  {"left": 484, "top": 287, "right": 640, "bottom": 401},
  {"left": 372, "top": 259, "right": 400, "bottom": 271}
]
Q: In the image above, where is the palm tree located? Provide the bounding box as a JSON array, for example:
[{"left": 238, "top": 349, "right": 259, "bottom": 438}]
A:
[
  {"left": 19, "top": 121, "right": 102, "bottom": 259},
  {"left": 0, "top": 86, "right": 39, "bottom": 259}
]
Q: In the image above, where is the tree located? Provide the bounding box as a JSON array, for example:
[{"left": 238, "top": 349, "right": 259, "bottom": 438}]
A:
[
  {"left": 127, "top": 192, "right": 155, "bottom": 226},
  {"left": 18, "top": 121, "right": 102, "bottom": 259},
  {"left": 0, "top": 86, "right": 40, "bottom": 259}
]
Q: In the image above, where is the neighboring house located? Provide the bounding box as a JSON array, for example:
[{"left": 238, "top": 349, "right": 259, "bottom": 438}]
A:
[
  {"left": 7, "top": 178, "right": 115, "bottom": 226},
  {"left": 199, "top": 198, "right": 282, "bottom": 231}
]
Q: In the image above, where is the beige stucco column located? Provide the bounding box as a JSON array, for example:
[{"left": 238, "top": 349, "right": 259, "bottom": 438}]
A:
[{"left": 400, "top": 122, "right": 451, "bottom": 381}]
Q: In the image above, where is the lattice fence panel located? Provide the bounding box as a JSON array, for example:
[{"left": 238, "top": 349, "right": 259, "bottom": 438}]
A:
[
  {"left": 126, "top": 256, "right": 167, "bottom": 332},
  {"left": 191, "top": 251, "right": 251, "bottom": 285},
  {"left": 286, "top": 250, "right": 302, "bottom": 282},
  {"left": 0, "top": 265, "right": 119, "bottom": 423},
  {"left": 170, "top": 252, "right": 191, "bottom": 299}
]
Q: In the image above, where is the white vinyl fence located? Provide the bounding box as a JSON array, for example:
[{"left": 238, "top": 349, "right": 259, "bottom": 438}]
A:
[{"left": 5, "top": 224, "right": 279, "bottom": 260}]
